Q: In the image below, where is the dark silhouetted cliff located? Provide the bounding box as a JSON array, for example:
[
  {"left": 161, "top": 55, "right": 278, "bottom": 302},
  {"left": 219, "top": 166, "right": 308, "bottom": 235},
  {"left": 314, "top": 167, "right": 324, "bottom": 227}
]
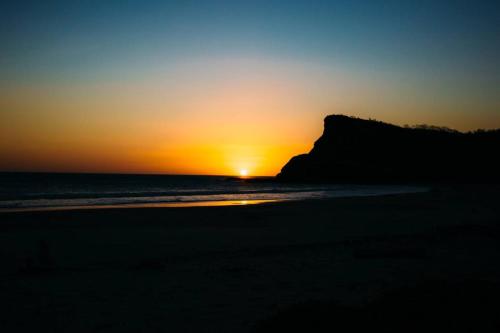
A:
[{"left": 277, "top": 115, "right": 500, "bottom": 183}]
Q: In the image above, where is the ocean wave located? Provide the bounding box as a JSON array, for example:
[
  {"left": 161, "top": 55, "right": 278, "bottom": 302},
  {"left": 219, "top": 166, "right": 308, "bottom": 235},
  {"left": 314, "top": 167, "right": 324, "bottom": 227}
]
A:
[{"left": 0, "top": 186, "right": 427, "bottom": 211}]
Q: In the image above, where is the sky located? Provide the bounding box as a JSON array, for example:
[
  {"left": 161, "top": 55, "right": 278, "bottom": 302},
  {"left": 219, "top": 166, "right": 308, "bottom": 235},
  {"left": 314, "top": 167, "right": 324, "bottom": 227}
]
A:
[{"left": 1, "top": 0, "right": 499, "bottom": 175}]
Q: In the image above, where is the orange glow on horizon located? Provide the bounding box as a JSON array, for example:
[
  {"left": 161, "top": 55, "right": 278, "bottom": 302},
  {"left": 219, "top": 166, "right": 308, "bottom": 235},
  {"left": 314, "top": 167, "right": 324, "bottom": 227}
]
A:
[
  {"left": 2, "top": 55, "right": 498, "bottom": 176},
  {"left": 0, "top": 58, "right": 322, "bottom": 176}
]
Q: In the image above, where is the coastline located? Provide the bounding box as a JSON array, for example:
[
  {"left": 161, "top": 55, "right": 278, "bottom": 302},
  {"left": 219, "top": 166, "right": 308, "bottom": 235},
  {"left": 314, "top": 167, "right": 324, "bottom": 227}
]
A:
[
  {"left": 0, "top": 184, "right": 427, "bottom": 213},
  {"left": 1, "top": 186, "right": 499, "bottom": 332},
  {"left": 0, "top": 199, "right": 281, "bottom": 213}
]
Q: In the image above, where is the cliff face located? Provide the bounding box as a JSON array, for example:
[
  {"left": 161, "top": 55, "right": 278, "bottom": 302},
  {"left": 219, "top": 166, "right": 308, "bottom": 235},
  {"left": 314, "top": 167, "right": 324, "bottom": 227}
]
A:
[{"left": 277, "top": 115, "right": 500, "bottom": 182}]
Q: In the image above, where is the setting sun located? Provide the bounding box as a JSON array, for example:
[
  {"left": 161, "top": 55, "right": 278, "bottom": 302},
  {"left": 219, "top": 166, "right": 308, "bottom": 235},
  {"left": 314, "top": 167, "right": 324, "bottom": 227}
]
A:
[{"left": 239, "top": 169, "right": 248, "bottom": 176}]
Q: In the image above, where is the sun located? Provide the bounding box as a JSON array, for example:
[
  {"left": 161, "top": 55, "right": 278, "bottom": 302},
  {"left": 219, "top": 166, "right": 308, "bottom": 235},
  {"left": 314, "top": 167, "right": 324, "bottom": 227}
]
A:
[{"left": 239, "top": 169, "right": 248, "bottom": 176}]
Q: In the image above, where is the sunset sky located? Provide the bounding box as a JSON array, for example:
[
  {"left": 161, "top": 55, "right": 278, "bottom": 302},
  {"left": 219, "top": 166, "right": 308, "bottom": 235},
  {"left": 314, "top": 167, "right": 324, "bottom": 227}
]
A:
[{"left": 1, "top": 0, "right": 499, "bottom": 176}]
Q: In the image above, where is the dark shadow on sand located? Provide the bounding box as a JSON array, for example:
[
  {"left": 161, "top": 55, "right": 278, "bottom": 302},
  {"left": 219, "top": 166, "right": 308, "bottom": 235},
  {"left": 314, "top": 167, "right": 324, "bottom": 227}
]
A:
[{"left": 255, "top": 280, "right": 500, "bottom": 332}]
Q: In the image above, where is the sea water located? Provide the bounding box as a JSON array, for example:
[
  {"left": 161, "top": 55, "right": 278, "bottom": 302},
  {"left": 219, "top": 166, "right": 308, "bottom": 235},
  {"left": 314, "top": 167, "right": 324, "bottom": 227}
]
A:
[{"left": 0, "top": 172, "right": 426, "bottom": 212}]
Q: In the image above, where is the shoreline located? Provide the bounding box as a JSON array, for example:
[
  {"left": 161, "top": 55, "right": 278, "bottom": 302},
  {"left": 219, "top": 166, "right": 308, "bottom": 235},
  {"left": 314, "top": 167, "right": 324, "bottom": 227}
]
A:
[
  {"left": 0, "top": 185, "right": 428, "bottom": 214},
  {"left": 0, "top": 199, "right": 282, "bottom": 213}
]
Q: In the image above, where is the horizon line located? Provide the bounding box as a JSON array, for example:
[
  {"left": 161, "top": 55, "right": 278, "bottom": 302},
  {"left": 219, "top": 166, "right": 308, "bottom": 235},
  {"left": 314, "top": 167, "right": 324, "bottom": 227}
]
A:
[{"left": 0, "top": 170, "right": 275, "bottom": 178}]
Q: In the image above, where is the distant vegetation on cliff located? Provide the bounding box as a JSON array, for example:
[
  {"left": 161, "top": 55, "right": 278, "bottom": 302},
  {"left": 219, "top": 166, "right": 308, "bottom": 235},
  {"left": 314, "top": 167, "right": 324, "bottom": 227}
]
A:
[{"left": 277, "top": 115, "right": 500, "bottom": 183}]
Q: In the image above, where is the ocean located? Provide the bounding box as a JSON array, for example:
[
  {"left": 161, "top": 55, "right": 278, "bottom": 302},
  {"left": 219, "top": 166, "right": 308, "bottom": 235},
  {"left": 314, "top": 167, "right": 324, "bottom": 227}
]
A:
[{"left": 0, "top": 172, "right": 426, "bottom": 212}]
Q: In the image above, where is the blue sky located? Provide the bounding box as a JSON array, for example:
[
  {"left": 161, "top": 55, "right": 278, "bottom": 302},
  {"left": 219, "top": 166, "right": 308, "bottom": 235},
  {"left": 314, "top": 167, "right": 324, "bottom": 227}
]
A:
[{"left": 2, "top": 0, "right": 499, "bottom": 85}]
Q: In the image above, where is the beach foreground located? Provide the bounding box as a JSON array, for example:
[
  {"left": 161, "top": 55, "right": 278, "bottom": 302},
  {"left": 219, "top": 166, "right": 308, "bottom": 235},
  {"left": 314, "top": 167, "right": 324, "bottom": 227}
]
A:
[{"left": 1, "top": 186, "right": 500, "bottom": 332}]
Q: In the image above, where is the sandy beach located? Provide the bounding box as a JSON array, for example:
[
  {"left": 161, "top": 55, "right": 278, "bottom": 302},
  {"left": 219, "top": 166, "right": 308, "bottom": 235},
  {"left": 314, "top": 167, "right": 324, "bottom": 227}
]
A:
[{"left": 1, "top": 185, "right": 500, "bottom": 332}]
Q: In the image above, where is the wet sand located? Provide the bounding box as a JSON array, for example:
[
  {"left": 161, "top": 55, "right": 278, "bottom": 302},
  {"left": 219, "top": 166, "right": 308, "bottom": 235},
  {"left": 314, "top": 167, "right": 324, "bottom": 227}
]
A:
[{"left": 1, "top": 185, "right": 500, "bottom": 332}]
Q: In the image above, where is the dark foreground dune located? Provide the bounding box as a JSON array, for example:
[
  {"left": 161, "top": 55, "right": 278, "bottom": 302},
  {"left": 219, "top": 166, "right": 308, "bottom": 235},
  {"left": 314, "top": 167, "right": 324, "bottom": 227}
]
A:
[{"left": 1, "top": 185, "right": 500, "bottom": 332}]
